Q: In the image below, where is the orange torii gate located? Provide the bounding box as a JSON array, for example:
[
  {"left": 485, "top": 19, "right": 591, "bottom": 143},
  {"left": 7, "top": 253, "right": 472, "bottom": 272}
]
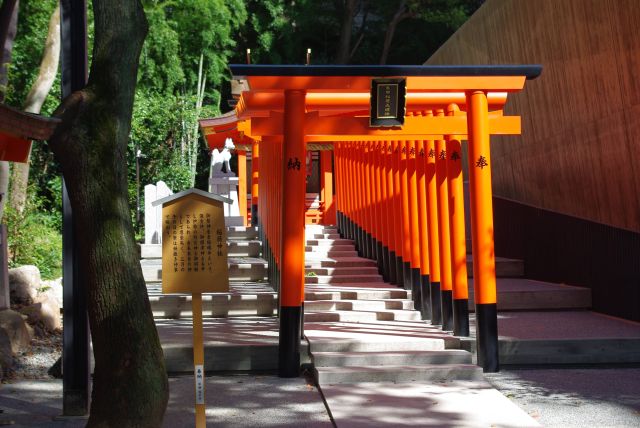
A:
[{"left": 201, "top": 64, "right": 541, "bottom": 375}]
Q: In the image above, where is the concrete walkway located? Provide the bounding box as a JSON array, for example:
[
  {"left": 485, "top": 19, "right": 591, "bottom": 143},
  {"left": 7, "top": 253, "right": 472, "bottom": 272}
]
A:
[
  {"left": 2, "top": 368, "right": 638, "bottom": 427},
  {"left": 487, "top": 368, "right": 640, "bottom": 428},
  {"left": 0, "top": 375, "right": 332, "bottom": 427}
]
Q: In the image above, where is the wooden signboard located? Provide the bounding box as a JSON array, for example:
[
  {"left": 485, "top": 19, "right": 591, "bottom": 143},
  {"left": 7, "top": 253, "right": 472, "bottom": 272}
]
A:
[
  {"left": 153, "top": 188, "right": 232, "bottom": 428},
  {"left": 159, "top": 191, "right": 230, "bottom": 294},
  {"left": 369, "top": 78, "right": 406, "bottom": 127}
]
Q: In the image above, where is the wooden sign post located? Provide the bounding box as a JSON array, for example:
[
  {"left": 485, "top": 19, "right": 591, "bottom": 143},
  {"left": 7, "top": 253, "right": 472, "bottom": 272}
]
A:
[{"left": 153, "top": 188, "right": 232, "bottom": 428}]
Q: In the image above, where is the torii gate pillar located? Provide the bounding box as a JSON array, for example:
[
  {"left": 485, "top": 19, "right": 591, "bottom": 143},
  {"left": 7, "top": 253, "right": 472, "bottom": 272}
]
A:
[
  {"left": 467, "top": 90, "right": 499, "bottom": 372},
  {"left": 279, "top": 89, "right": 307, "bottom": 377}
]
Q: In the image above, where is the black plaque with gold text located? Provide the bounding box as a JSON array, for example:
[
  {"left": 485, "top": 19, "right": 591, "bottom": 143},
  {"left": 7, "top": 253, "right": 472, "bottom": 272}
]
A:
[{"left": 370, "top": 78, "right": 406, "bottom": 127}]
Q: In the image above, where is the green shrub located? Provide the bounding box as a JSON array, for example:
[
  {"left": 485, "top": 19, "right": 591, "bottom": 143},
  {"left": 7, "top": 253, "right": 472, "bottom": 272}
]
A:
[{"left": 5, "top": 195, "right": 62, "bottom": 280}]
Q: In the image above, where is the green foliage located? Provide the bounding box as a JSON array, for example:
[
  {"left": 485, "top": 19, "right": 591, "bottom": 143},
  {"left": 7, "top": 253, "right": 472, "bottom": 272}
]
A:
[
  {"left": 5, "top": 189, "right": 62, "bottom": 280},
  {"left": 6, "top": 0, "right": 479, "bottom": 248},
  {"left": 5, "top": 0, "right": 59, "bottom": 113},
  {"left": 228, "top": 0, "right": 481, "bottom": 66},
  {"left": 129, "top": 1, "right": 250, "bottom": 232}
]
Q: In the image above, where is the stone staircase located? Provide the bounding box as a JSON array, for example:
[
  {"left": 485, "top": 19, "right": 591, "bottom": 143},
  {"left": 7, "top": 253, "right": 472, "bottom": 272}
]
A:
[
  {"left": 303, "top": 224, "right": 483, "bottom": 384},
  {"left": 140, "top": 226, "right": 277, "bottom": 318},
  {"left": 303, "top": 224, "right": 640, "bottom": 371}
]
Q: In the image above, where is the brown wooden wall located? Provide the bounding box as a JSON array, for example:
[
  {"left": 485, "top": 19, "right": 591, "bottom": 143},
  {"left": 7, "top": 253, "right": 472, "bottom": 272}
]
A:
[{"left": 427, "top": 0, "right": 640, "bottom": 232}]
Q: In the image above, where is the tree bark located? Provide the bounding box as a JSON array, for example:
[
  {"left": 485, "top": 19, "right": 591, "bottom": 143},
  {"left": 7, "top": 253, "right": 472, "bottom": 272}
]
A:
[
  {"left": 0, "top": 0, "right": 18, "bottom": 102},
  {"left": 9, "top": 5, "right": 60, "bottom": 216},
  {"left": 0, "top": 0, "right": 18, "bottom": 222},
  {"left": 379, "top": 0, "right": 412, "bottom": 65},
  {"left": 335, "top": 0, "right": 359, "bottom": 64},
  {"left": 49, "top": 1, "right": 168, "bottom": 426}
]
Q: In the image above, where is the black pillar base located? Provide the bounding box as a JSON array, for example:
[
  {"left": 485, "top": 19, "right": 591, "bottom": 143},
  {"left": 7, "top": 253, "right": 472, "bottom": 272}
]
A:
[
  {"left": 278, "top": 306, "right": 301, "bottom": 378},
  {"left": 382, "top": 246, "right": 390, "bottom": 282},
  {"left": 344, "top": 216, "right": 350, "bottom": 240},
  {"left": 420, "top": 275, "right": 431, "bottom": 320},
  {"left": 364, "top": 231, "right": 371, "bottom": 258},
  {"left": 300, "top": 302, "right": 305, "bottom": 340},
  {"left": 430, "top": 281, "right": 442, "bottom": 325},
  {"left": 441, "top": 290, "right": 453, "bottom": 332},
  {"left": 476, "top": 303, "right": 499, "bottom": 372},
  {"left": 395, "top": 257, "right": 404, "bottom": 288},
  {"left": 388, "top": 251, "right": 398, "bottom": 285},
  {"left": 251, "top": 204, "right": 258, "bottom": 226},
  {"left": 403, "top": 261, "right": 412, "bottom": 291},
  {"left": 453, "top": 299, "right": 470, "bottom": 337},
  {"left": 411, "top": 268, "right": 422, "bottom": 312},
  {"left": 376, "top": 241, "right": 384, "bottom": 276}
]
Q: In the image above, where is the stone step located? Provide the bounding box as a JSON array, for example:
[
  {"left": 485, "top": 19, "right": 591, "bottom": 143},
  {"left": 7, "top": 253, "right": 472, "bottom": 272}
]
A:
[
  {"left": 310, "top": 233, "right": 342, "bottom": 239},
  {"left": 142, "top": 257, "right": 267, "bottom": 282},
  {"left": 305, "top": 266, "right": 379, "bottom": 276},
  {"left": 305, "top": 288, "right": 410, "bottom": 301},
  {"left": 311, "top": 349, "right": 472, "bottom": 367},
  {"left": 460, "top": 310, "right": 640, "bottom": 365},
  {"left": 307, "top": 336, "right": 446, "bottom": 353},
  {"left": 472, "top": 256, "right": 524, "bottom": 278},
  {"left": 157, "top": 318, "right": 310, "bottom": 373},
  {"left": 313, "top": 364, "right": 483, "bottom": 384},
  {"left": 305, "top": 225, "right": 338, "bottom": 232},
  {"left": 304, "top": 250, "right": 359, "bottom": 257},
  {"left": 468, "top": 278, "right": 592, "bottom": 311},
  {"left": 305, "top": 239, "right": 354, "bottom": 246},
  {"left": 305, "top": 299, "right": 414, "bottom": 311},
  {"left": 225, "top": 226, "right": 259, "bottom": 240},
  {"left": 149, "top": 292, "right": 277, "bottom": 318},
  {"left": 304, "top": 274, "right": 383, "bottom": 284},
  {"left": 140, "top": 241, "right": 262, "bottom": 259},
  {"left": 304, "top": 258, "right": 377, "bottom": 268},
  {"left": 305, "top": 245, "right": 355, "bottom": 253},
  {"left": 303, "top": 254, "right": 523, "bottom": 277},
  {"left": 495, "top": 338, "right": 640, "bottom": 365},
  {"left": 304, "top": 309, "right": 421, "bottom": 322}
]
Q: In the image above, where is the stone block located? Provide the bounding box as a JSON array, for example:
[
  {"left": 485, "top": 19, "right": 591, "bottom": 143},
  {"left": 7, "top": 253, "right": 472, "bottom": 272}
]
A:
[{"left": 9, "top": 265, "right": 41, "bottom": 305}]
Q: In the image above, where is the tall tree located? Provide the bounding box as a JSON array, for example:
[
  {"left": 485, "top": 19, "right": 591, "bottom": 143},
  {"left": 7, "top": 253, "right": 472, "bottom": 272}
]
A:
[
  {"left": 9, "top": 4, "right": 60, "bottom": 215},
  {"left": 335, "top": 0, "right": 360, "bottom": 64},
  {"left": 49, "top": 0, "right": 168, "bottom": 425},
  {"left": 378, "top": 0, "right": 477, "bottom": 65},
  {"left": 0, "top": 0, "right": 19, "bottom": 221}
]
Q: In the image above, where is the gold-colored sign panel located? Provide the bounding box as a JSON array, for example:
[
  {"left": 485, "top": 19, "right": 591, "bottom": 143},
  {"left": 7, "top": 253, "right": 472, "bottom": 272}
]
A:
[{"left": 161, "top": 193, "right": 229, "bottom": 294}]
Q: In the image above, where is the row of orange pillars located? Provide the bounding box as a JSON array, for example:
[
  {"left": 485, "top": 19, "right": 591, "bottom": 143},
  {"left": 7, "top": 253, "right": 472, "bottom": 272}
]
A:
[
  {"left": 334, "top": 136, "right": 470, "bottom": 330},
  {"left": 252, "top": 93, "right": 500, "bottom": 378}
]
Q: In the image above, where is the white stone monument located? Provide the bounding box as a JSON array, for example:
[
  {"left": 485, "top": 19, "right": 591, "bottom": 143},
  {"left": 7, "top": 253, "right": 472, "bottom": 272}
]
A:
[
  {"left": 144, "top": 180, "right": 173, "bottom": 244},
  {"left": 209, "top": 138, "right": 243, "bottom": 226}
]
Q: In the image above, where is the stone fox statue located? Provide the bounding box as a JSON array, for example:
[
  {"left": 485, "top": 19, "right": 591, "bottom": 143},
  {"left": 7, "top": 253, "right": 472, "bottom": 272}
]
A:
[{"left": 211, "top": 137, "right": 235, "bottom": 176}]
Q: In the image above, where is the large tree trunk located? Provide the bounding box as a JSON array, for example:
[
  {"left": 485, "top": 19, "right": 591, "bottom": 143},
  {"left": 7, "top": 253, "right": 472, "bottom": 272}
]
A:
[
  {"left": 9, "top": 5, "right": 60, "bottom": 215},
  {"left": 49, "top": 1, "right": 168, "bottom": 426}
]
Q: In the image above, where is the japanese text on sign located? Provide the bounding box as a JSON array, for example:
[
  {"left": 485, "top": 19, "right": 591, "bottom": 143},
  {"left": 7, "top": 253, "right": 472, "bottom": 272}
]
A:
[{"left": 160, "top": 192, "right": 229, "bottom": 294}]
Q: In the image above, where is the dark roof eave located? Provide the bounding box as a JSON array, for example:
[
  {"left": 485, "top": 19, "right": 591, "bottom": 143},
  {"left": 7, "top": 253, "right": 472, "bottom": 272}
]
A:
[{"left": 229, "top": 64, "right": 542, "bottom": 80}]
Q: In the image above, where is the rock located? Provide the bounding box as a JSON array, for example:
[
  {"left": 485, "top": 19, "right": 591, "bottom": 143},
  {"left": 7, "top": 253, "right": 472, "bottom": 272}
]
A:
[
  {"left": 22, "top": 294, "right": 62, "bottom": 333},
  {"left": 9, "top": 265, "right": 41, "bottom": 305},
  {"left": 0, "top": 309, "right": 32, "bottom": 353},
  {"left": 40, "top": 277, "right": 63, "bottom": 307}
]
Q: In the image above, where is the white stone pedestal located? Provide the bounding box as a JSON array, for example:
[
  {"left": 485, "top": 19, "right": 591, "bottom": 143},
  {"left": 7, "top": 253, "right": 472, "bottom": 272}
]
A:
[{"left": 210, "top": 175, "right": 244, "bottom": 226}]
